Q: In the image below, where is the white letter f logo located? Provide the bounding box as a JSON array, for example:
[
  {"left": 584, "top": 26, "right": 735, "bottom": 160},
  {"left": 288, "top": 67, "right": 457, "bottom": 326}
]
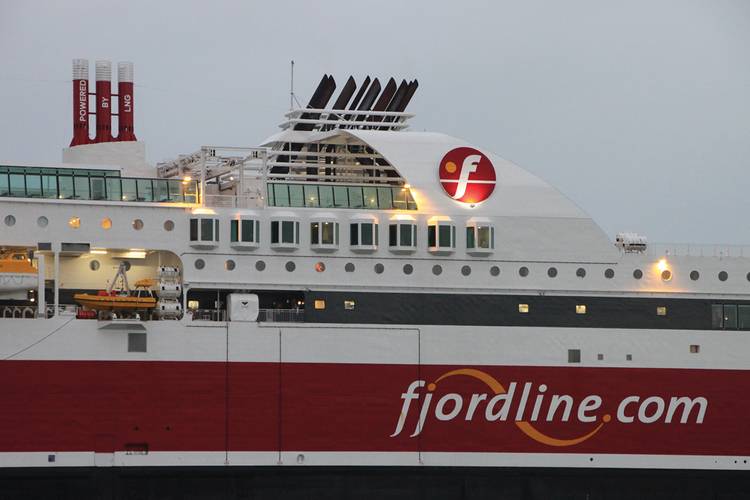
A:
[{"left": 452, "top": 154, "right": 481, "bottom": 200}]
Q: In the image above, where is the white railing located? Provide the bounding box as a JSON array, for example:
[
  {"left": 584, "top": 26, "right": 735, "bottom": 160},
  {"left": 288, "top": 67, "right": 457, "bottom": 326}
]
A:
[{"left": 645, "top": 243, "right": 750, "bottom": 258}]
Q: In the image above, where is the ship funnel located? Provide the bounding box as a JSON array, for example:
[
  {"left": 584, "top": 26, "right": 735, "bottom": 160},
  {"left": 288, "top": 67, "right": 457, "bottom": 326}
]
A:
[
  {"left": 94, "top": 60, "right": 113, "bottom": 143},
  {"left": 69, "top": 59, "right": 90, "bottom": 146},
  {"left": 117, "top": 62, "right": 136, "bottom": 141}
]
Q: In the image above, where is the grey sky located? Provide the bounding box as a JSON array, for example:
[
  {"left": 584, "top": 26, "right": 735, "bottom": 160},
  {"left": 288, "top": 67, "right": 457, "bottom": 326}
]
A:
[{"left": 1, "top": 0, "right": 749, "bottom": 244}]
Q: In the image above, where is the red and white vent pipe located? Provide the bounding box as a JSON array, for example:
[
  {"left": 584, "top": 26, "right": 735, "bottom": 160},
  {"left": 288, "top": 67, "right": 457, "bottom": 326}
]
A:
[{"left": 69, "top": 59, "right": 137, "bottom": 146}]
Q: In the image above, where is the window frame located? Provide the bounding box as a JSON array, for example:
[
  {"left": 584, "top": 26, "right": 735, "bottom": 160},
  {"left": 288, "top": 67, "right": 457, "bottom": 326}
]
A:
[
  {"left": 270, "top": 217, "right": 300, "bottom": 249},
  {"left": 466, "top": 220, "right": 495, "bottom": 254},
  {"left": 310, "top": 219, "right": 340, "bottom": 251},
  {"left": 388, "top": 220, "right": 418, "bottom": 252},
  {"left": 349, "top": 218, "right": 379, "bottom": 252},
  {"left": 427, "top": 219, "right": 456, "bottom": 253},
  {"left": 189, "top": 216, "right": 219, "bottom": 247},
  {"left": 230, "top": 217, "right": 261, "bottom": 249}
]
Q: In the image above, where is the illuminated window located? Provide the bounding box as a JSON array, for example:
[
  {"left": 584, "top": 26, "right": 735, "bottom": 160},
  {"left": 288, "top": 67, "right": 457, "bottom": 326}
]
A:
[
  {"left": 661, "top": 270, "right": 672, "bottom": 281},
  {"left": 466, "top": 221, "right": 494, "bottom": 253},
  {"left": 518, "top": 303, "right": 529, "bottom": 314},
  {"left": 187, "top": 300, "right": 199, "bottom": 310},
  {"left": 311, "top": 220, "right": 339, "bottom": 249},
  {"left": 344, "top": 300, "right": 355, "bottom": 310},
  {"left": 68, "top": 216, "right": 80, "bottom": 229},
  {"left": 576, "top": 305, "right": 587, "bottom": 315},
  {"left": 314, "top": 299, "right": 326, "bottom": 310},
  {"left": 100, "top": 217, "right": 112, "bottom": 230},
  {"left": 656, "top": 306, "right": 667, "bottom": 316}
]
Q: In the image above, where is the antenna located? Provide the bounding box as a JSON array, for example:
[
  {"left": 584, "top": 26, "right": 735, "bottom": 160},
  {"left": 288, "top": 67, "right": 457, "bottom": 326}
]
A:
[{"left": 290, "top": 60, "right": 294, "bottom": 111}]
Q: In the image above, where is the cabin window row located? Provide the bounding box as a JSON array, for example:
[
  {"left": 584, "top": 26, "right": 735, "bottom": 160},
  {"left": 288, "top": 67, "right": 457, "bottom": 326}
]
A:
[
  {"left": 712, "top": 304, "right": 750, "bottom": 330},
  {"left": 189, "top": 217, "right": 494, "bottom": 253}
]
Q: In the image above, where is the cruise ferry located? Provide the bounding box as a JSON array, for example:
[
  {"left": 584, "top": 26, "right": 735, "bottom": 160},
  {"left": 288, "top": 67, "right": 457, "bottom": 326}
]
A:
[{"left": 1, "top": 59, "right": 749, "bottom": 499}]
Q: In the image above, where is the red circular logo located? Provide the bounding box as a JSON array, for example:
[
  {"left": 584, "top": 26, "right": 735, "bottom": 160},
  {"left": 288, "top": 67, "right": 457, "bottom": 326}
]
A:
[{"left": 438, "top": 147, "right": 496, "bottom": 204}]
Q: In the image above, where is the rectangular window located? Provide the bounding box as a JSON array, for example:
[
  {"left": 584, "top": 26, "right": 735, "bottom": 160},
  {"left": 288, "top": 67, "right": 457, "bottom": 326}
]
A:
[
  {"left": 363, "top": 187, "right": 378, "bottom": 208},
  {"left": 712, "top": 304, "right": 723, "bottom": 329},
  {"left": 200, "top": 219, "right": 213, "bottom": 241},
  {"left": 289, "top": 184, "right": 304, "bottom": 207},
  {"left": 568, "top": 349, "right": 581, "bottom": 363},
  {"left": 389, "top": 224, "right": 397, "bottom": 246},
  {"left": 314, "top": 299, "right": 326, "bottom": 310},
  {"left": 350, "top": 223, "right": 358, "bottom": 246},
  {"left": 377, "top": 187, "right": 393, "bottom": 209},
  {"left": 321, "top": 222, "right": 335, "bottom": 245},
  {"left": 121, "top": 178, "right": 136, "bottom": 201},
  {"left": 266, "top": 183, "right": 275, "bottom": 206},
  {"left": 739, "top": 305, "right": 750, "bottom": 330},
  {"left": 466, "top": 227, "right": 475, "bottom": 249},
  {"left": 25, "top": 174, "right": 41, "bottom": 197},
  {"left": 190, "top": 219, "right": 199, "bottom": 241},
  {"left": 274, "top": 184, "right": 290, "bottom": 207},
  {"left": 90, "top": 177, "right": 106, "bottom": 200},
  {"left": 0, "top": 173, "right": 8, "bottom": 196},
  {"left": 74, "top": 176, "right": 90, "bottom": 199},
  {"left": 656, "top": 306, "right": 667, "bottom": 316},
  {"left": 333, "top": 186, "right": 349, "bottom": 207},
  {"left": 310, "top": 222, "right": 320, "bottom": 245},
  {"left": 136, "top": 178, "right": 152, "bottom": 201},
  {"left": 724, "top": 304, "right": 738, "bottom": 329},
  {"left": 392, "top": 187, "right": 407, "bottom": 210},
  {"left": 576, "top": 305, "right": 587, "bottom": 315},
  {"left": 241, "top": 220, "right": 254, "bottom": 242},
  {"left": 400, "top": 224, "right": 413, "bottom": 247},
  {"left": 344, "top": 299, "right": 356, "bottom": 310},
  {"left": 428, "top": 225, "right": 436, "bottom": 247},
  {"left": 155, "top": 179, "right": 169, "bottom": 202},
  {"left": 318, "top": 185, "right": 334, "bottom": 208},
  {"left": 106, "top": 177, "right": 121, "bottom": 201},
  {"left": 281, "top": 221, "right": 296, "bottom": 244},
  {"left": 9, "top": 173, "right": 25, "bottom": 196},
  {"left": 348, "top": 187, "right": 364, "bottom": 208},
  {"left": 518, "top": 304, "right": 529, "bottom": 313},
  {"left": 477, "top": 226, "right": 493, "bottom": 249},
  {"left": 304, "top": 185, "right": 319, "bottom": 207},
  {"left": 231, "top": 220, "right": 239, "bottom": 242},
  {"left": 439, "top": 225, "right": 452, "bottom": 247},
  {"left": 42, "top": 175, "right": 58, "bottom": 198},
  {"left": 128, "top": 333, "right": 147, "bottom": 353},
  {"left": 271, "top": 221, "right": 279, "bottom": 244},
  {"left": 361, "top": 223, "right": 373, "bottom": 246},
  {"left": 690, "top": 345, "right": 700, "bottom": 354}
]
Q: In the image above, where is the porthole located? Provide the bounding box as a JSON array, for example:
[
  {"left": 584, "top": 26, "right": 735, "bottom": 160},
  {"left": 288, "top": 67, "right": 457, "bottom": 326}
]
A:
[
  {"left": 101, "top": 218, "right": 112, "bottom": 230},
  {"left": 519, "top": 266, "right": 529, "bottom": 277},
  {"left": 37, "top": 216, "right": 48, "bottom": 228},
  {"left": 89, "top": 260, "right": 100, "bottom": 271},
  {"left": 345, "top": 262, "right": 355, "bottom": 273},
  {"left": 490, "top": 266, "right": 500, "bottom": 277},
  {"left": 315, "top": 262, "right": 326, "bottom": 273},
  {"left": 285, "top": 261, "right": 296, "bottom": 272},
  {"left": 403, "top": 264, "right": 414, "bottom": 275},
  {"left": 633, "top": 269, "right": 643, "bottom": 280},
  {"left": 576, "top": 267, "right": 586, "bottom": 278},
  {"left": 255, "top": 260, "right": 266, "bottom": 271},
  {"left": 547, "top": 267, "right": 557, "bottom": 278},
  {"left": 225, "top": 259, "right": 236, "bottom": 271},
  {"left": 604, "top": 268, "right": 614, "bottom": 279},
  {"left": 719, "top": 271, "right": 728, "bottom": 282},
  {"left": 461, "top": 265, "right": 471, "bottom": 276},
  {"left": 194, "top": 259, "right": 205, "bottom": 270},
  {"left": 661, "top": 269, "right": 672, "bottom": 281},
  {"left": 122, "top": 261, "right": 131, "bottom": 271},
  {"left": 690, "top": 270, "right": 700, "bottom": 281},
  {"left": 132, "top": 219, "right": 144, "bottom": 230},
  {"left": 164, "top": 220, "right": 175, "bottom": 231},
  {"left": 68, "top": 216, "right": 80, "bottom": 229},
  {"left": 432, "top": 264, "right": 443, "bottom": 276},
  {"left": 374, "top": 263, "right": 384, "bottom": 274},
  {"left": 4, "top": 215, "right": 15, "bottom": 226}
]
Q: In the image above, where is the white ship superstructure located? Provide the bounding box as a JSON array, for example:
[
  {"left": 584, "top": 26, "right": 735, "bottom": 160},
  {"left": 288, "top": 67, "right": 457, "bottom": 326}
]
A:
[{"left": 1, "top": 60, "right": 749, "bottom": 499}]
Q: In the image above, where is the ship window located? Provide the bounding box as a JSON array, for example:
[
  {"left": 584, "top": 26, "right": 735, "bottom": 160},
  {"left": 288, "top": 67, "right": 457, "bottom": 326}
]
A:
[
  {"left": 547, "top": 267, "right": 558, "bottom": 278},
  {"left": 333, "top": 186, "right": 349, "bottom": 207},
  {"left": 344, "top": 300, "right": 356, "bottom": 310},
  {"left": 432, "top": 265, "right": 443, "bottom": 276},
  {"left": 605, "top": 268, "right": 615, "bottom": 279},
  {"left": 4, "top": 214, "right": 15, "bottom": 226},
  {"left": 194, "top": 258, "right": 205, "bottom": 270},
  {"left": 690, "top": 345, "right": 700, "bottom": 354},
  {"left": 739, "top": 305, "right": 750, "bottom": 330},
  {"left": 285, "top": 261, "right": 296, "bottom": 272},
  {"left": 633, "top": 269, "right": 643, "bottom": 280},
  {"left": 427, "top": 220, "right": 455, "bottom": 252},
  {"left": 190, "top": 217, "right": 218, "bottom": 245},
  {"left": 374, "top": 263, "right": 385, "bottom": 274},
  {"left": 518, "top": 303, "right": 529, "bottom": 314},
  {"left": 164, "top": 220, "right": 174, "bottom": 231},
  {"left": 311, "top": 221, "right": 339, "bottom": 249},
  {"left": 661, "top": 270, "right": 672, "bottom": 281},
  {"left": 187, "top": 300, "right": 199, "bottom": 310},
  {"left": 724, "top": 305, "right": 738, "bottom": 329},
  {"left": 345, "top": 262, "right": 355, "bottom": 272},
  {"left": 37, "top": 216, "right": 48, "bottom": 228},
  {"left": 225, "top": 259, "right": 235, "bottom": 271},
  {"left": 568, "top": 349, "right": 581, "bottom": 363},
  {"left": 388, "top": 222, "right": 417, "bottom": 251},
  {"left": 314, "top": 299, "right": 326, "bottom": 310},
  {"left": 461, "top": 265, "right": 471, "bottom": 276},
  {"left": 466, "top": 223, "right": 494, "bottom": 252},
  {"left": 490, "top": 266, "right": 500, "bottom": 276},
  {"left": 597, "top": 353, "right": 604, "bottom": 360},
  {"left": 656, "top": 306, "right": 667, "bottom": 316},
  {"left": 719, "top": 271, "right": 728, "bottom": 282},
  {"left": 68, "top": 216, "right": 80, "bottom": 229},
  {"left": 133, "top": 218, "right": 144, "bottom": 231},
  {"left": 90, "top": 260, "right": 100, "bottom": 271},
  {"left": 271, "top": 220, "right": 299, "bottom": 247},
  {"left": 315, "top": 262, "right": 326, "bottom": 273},
  {"left": 576, "top": 267, "right": 586, "bottom": 278},
  {"left": 231, "top": 218, "right": 260, "bottom": 247},
  {"left": 289, "top": 185, "right": 304, "bottom": 207},
  {"left": 350, "top": 221, "right": 378, "bottom": 250},
  {"left": 101, "top": 217, "right": 112, "bottom": 230},
  {"left": 576, "top": 305, "right": 587, "bottom": 315},
  {"left": 304, "top": 185, "right": 319, "bottom": 207},
  {"left": 626, "top": 354, "right": 633, "bottom": 361},
  {"left": 255, "top": 260, "right": 266, "bottom": 271},
  {"left": 712, "top": 304, "right": 724, "bottom": 328},
  {"left": 403, "top": 264, "right": 414, "bottom": 275},
  {"left": 519, "top": 266, "right": 529, "bottom": 277}
]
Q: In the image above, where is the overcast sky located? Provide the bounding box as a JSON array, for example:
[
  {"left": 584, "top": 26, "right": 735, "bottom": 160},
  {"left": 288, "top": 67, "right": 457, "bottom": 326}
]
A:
[{"left": 1, "top": 0, "right": 749, "bottom": 244}]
